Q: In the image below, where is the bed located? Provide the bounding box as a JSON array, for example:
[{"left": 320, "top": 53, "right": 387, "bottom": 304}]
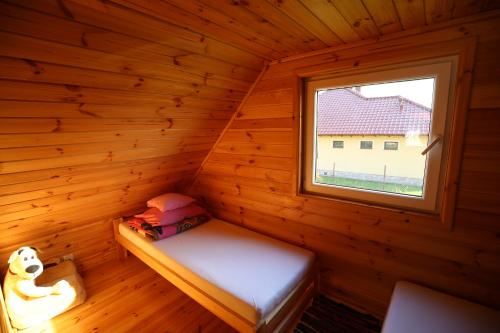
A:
[
  {"left": 113, "top": 218, "right": 317, "bottom": 333},
  {"left": 382, "top": 281, "right": 500, "bottom": 333}
]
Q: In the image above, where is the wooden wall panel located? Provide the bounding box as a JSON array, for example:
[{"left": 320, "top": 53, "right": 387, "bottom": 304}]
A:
[
  {"left": 1, "top": 0, "right": 497, "bottom": 313},
  {"left": 190, "top": 16, "right": 500, "bottom": 318},
  {"left": 0, "top": 1, "right": 262, "bottom": 271}
]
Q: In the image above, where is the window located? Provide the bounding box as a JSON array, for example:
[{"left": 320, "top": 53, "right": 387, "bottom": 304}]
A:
[
  {"left": 332, "top": 140, "right": 344, "bottom": 148},
  {"left": 384, "top": 142, "right": 398, "bottom": 150},
  {"left": 360, "top": 141, "right": 373, "bottom": 149},
  {"left": 302, "top": 57, "right": 457, "bottom": 212}
]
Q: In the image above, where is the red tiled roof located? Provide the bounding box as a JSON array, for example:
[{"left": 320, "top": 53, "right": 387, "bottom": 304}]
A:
[{"left": 317, "top": 88, "right": 431, "bottom": 135}]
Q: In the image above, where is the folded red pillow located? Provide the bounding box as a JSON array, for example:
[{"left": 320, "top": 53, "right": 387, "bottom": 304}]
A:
[
  {"left": 134, "top": 203, "right": 208, "bottom": 227},
  {"left": 160, "top": 202, "right": 207, "bottom": 226},
  {"left": 146, "top": 193, "right": 195, "bottom": 212},
  {"left": 134, "top": 207, "right": 162, "bottom": 226}
]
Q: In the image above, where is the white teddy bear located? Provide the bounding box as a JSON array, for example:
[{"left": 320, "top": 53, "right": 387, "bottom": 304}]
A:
[{"left": 3, "top": 247, "right": 76, "bottom": 329}]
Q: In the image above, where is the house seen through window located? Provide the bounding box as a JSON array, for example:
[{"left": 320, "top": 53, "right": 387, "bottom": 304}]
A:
[
  {"left": 303, "top": 59, "right": 455, "bottom": 212},
  {"left": 315, "top": 80, "right": 432, "bottom": 197}
]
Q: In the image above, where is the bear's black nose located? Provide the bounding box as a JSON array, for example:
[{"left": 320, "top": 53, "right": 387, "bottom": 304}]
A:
[{"left": 25, "top": 265, "right": 40, "bottom": 274}]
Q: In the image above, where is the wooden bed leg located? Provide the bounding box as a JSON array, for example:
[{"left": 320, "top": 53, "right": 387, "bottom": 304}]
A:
[
  {"left": 314, "top": 262, "right": 320, "bottom": 296},
  {"left": 116, "top": 243, "right": 128, "bottom": 261},
  {"left": 112, "top": 217, "right": 128, "bottom": 261}
]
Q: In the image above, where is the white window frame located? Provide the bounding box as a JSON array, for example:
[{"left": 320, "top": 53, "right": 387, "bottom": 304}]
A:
[{"left": 302, "top": 57, "right": 457, "bottom": 212}]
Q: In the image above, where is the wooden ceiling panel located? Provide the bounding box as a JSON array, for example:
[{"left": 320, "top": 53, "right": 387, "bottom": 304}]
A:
[
  {"left": 196, "top": 0, "right": 315, "bottom": 53},
  {"left": 362, "top": 0, "right": 403, "bottom": 34},
  {"left": 452, "top": 0, "right": 493, "bottom": 19},
  {"left": 3, "top": 0, "right": 497, "bottom": 69},
  {"left": 424, "top": 0, "right": 454, "bottom": 24},
  {"left": 328, "top": 0, "right": 380, "bottom": 39},
  {"left": 300, "top": 0, "right": 362, "bottom": 43},
  {"left": 267, "top": 0, "right": 343, "bottom": 45},
  {"left": 393, "top": 0, "right": 427, "bottom": 29},
  {"left": 231, "top": 0, "right": 328, "bottom": 50},
  {"left": 115, "top": 0, "right": 283, "bottom": 59}
]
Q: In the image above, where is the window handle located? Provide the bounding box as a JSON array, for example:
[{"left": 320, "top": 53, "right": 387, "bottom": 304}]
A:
[{"left": 421, "top": 135, "right": 442, "bottom": 155}]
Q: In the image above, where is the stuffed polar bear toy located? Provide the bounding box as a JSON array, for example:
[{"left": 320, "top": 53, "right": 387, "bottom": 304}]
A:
[{"left": 3, "top": 247, "right": 83, "bottom": 330}]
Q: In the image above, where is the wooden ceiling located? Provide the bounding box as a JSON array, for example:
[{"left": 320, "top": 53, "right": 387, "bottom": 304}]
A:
[{"left": 109, "top": 0, "right": 497, "bottom": 61}]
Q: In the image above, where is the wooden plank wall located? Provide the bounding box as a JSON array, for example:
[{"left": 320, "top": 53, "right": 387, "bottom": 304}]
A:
[
  {"left": 0, "top": 0, "right": 262, "bottom": 271},
  {"left": 190, "top": 15, "right": 500, "bottom": 318}
]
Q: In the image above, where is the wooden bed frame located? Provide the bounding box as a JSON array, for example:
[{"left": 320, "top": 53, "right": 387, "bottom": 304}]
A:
[{"left": 112, "top": 218, "right": 318, "bottom": 333}]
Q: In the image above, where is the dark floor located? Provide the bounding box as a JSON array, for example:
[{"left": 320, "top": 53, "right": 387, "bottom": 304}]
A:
[{"left": 294, "top": 294, "right": 381, "bottom": 333}]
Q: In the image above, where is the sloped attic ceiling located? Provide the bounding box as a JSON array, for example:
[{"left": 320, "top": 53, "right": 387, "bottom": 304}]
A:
[
  {"left": 0, "top": 0, "right": 498, "bottom": 266},
  {"left": 47, "top": 0, "right": 500, "bottom": 60}
]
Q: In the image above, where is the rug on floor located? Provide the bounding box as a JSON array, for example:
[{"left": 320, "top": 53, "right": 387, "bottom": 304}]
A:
[{"left": 294, "top": 294, "right": 381, "bottom": 333}]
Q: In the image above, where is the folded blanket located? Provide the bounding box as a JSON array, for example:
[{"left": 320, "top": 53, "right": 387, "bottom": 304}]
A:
[
  {"left": 127, "top": 215, "right": 210, "bottom": 241},
  {"left": 134, "top": 207, "right": 162, "bottom": 225},
  {"left": 134, "top": 203, "right": 207, "bottom": 227}
]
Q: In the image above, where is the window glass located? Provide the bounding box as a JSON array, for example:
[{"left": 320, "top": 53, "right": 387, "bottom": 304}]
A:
[
  {"left": 384, "top": 142, "right": 399, "bottom": 150},
  {"left": 332, "top": 140, "right": 344, "bottom": 148},
  {"left": 314, "top": 79, "right": 433, "bottom": 197},
  {"left": 360, "top": 141, "right": 373, "bottom": 149}
]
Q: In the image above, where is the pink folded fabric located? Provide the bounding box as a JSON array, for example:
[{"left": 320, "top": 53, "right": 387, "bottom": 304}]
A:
[
  {"left": 127, "top": 215, "right": 209, "bottom": 241},
  {"left": 134, "top": 207, "right": 162, "bottom": 226},
  {"left": 147, "top": 193, "right": 195, "bottom": 212},
  {"left": 155, "top": 216, "right": 209, "bottom": 240},
  {"left": 160, "top": 203, "right": 207, "bottom": 226},
  {"left": 134, "top": 203, "right": 208, "bottom": 227}
]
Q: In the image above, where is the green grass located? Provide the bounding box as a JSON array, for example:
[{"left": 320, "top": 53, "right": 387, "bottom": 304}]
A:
[{"left": 316, "top": 175, "right": 423, "bottom": 196}]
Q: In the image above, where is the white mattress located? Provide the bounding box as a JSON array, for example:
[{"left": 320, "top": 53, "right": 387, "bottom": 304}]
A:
[
  {"left": 382, "top": 281, "right": 500, "bottom": 333},
  {"left": 119, "top": 218, "right": 315, "bottom": 325}
]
